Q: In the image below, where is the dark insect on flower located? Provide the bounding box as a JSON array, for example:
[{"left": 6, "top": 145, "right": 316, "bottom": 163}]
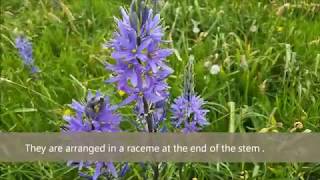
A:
[
  {"left": 62, "top": 91, "right": 121, "bottom": 179},
  {"left": 60, "top": 125, "right": 68, "bottom": 131},
  {"left": 85, "top": 95, "right": 106, "bottom": 118}
]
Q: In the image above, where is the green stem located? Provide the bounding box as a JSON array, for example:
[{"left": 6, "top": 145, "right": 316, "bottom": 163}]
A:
[
  {"left": 228, "top": 102, "right": 236, "bottom": 133},
  {"left": 142, "top": 96, "right": 159, "bottom": 179},
  {"left": 178, "top": 162, "right": 184, "bottom": 179},
  {"left": 152, "top": 163, "right": 159, "bottom": 180}
]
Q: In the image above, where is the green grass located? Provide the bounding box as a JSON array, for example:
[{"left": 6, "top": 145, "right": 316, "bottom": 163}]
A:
[{"left": 1, "top": 0, "right": 320, "bottom": 179}]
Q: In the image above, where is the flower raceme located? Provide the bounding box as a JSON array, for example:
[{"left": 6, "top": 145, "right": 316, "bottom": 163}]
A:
[
  {"left": 15, "top": 36, "right": 39, "bottom": 74},
  {"left": 63, "top": 91, "right": 121, "bottom": 133},
  {"left": 105, "top": 4, "right": 172, "bottom": 131},
  {"left": 171, "top": 95, "right": 209, "bottom": 133},
  {"left": 60, "top": 0, "right": 208, "bottom": 179},
  {"left": 171, "top": 57, "right": 209, "bottom": 133},
  {"left": 62, "top": 91, "right": 121, "bottom": 179}
]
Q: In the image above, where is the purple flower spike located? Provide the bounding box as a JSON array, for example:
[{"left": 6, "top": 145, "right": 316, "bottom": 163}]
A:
[
  {"left": 105, "top": 2, "right": 172, "bottom": 132},
  {"left": 15, "top": 36, "right": 39, "bottom": 74},
  {"left": 171, "top": 56, "right": 209, "bottom": 133},
  {"left": 62, "top": 91, "right": 121, "bottom": 179},
  {"left": 171, "top": 95, "right": 208, "bottom": 133}
]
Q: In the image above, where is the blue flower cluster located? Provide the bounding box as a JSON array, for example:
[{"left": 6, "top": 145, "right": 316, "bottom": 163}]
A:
[
  {"left": 105, "top": 3, "right": 173, "bottom": 131},
  {"left": 171, "top": 95, "right": 208, "bottom": 133},
  {"left": 61, "top": 0, "right": 209, "bottom": 179},
  {"left": 62, "top": 91, "right": 121, "bottom": 179},
  {"left": 171, "top": 57, "right": 208, "bottom": 133},
  {"left": 15, "top": 36, "right": 39, "bottom": 74}
]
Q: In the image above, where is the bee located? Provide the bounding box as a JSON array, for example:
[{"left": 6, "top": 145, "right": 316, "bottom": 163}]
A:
[
  {"left": 85, "top": 95, "right": 106, "bottom": 118},
  {"left": 60, "top": 125, "right": 68, "bottom": 131}
]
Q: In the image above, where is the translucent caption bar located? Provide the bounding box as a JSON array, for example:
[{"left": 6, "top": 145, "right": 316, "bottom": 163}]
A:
[{"left": 0, "top": 133, "right": 319, "bottom": 162}]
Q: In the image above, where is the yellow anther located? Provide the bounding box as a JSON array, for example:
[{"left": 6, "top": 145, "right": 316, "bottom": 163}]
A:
[
  {"left": 118, "top": 90, "right": 126, "bottom": 97},
  {"left": 63, "top": 108, "right": 73, "bottom": 116}
]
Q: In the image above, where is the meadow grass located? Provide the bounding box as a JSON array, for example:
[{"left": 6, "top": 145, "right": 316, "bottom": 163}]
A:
[{"left": 1, "top": 0, "right": 320, "bottom": 179}]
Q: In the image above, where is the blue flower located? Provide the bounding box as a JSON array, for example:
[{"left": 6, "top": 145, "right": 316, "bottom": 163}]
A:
[
  {"left": 105, "top": 2, "right": 172, "bottom": 132},
  {"left": 171, "top": 56, "right": 208, "bottom": 133},
  {"left": 119, "top": 162, "right": 130, "bottom": 177},
  {"left": 15, "top": 36, "right": 39, "bottom": 73},
  {"left": 171, "top": 95, "right": 208, "bottom": 133},
  {"left": 183, "top": 121, "right": 199, "bottom": 133},
  {"left": 62, "top": 91, "right": 121, "bottom": 179},
  {"left": 92, "top": 162, "right": 118, "bottom": 179}
]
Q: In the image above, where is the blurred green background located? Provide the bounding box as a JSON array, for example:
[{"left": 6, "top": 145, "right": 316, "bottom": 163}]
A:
[{"left": 1, "top": 0, "right": 319, "bottom": 179}]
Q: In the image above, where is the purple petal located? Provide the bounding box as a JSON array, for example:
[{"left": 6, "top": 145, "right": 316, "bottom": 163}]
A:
[
  {"left": 120, "top": 163, "right": 129, "bottom": 177},
  {"left": 138, "top": 39, "right": 152, "bottom": 52},
  {"left": 107, "top": 162, "right": 118, "bottom": 177},
  {"left": 92, "top": 162, "right": 103, "bottom": 180},
  {"left": 130, "top": 70, "right": 138, "bottom": 87},
  {"left": 70, "top": 100, "right": 84, "bottom": 113},
  {"left": 120, "top": 94, "right": 137, "bottom": 106}
]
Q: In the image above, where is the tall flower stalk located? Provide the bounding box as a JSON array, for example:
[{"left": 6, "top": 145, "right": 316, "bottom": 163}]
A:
[
  {"left": 105, "top": 0, "right": 172, "bottom": 133},
  {"left": 105, "top": 0, "right": 171, "bottom": 179},
  {"left": 171, "top": 56, "right": 209, "bottom": 133},
  {"left": 15, "top": 36, "right": 39, "bottom": 74}
]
